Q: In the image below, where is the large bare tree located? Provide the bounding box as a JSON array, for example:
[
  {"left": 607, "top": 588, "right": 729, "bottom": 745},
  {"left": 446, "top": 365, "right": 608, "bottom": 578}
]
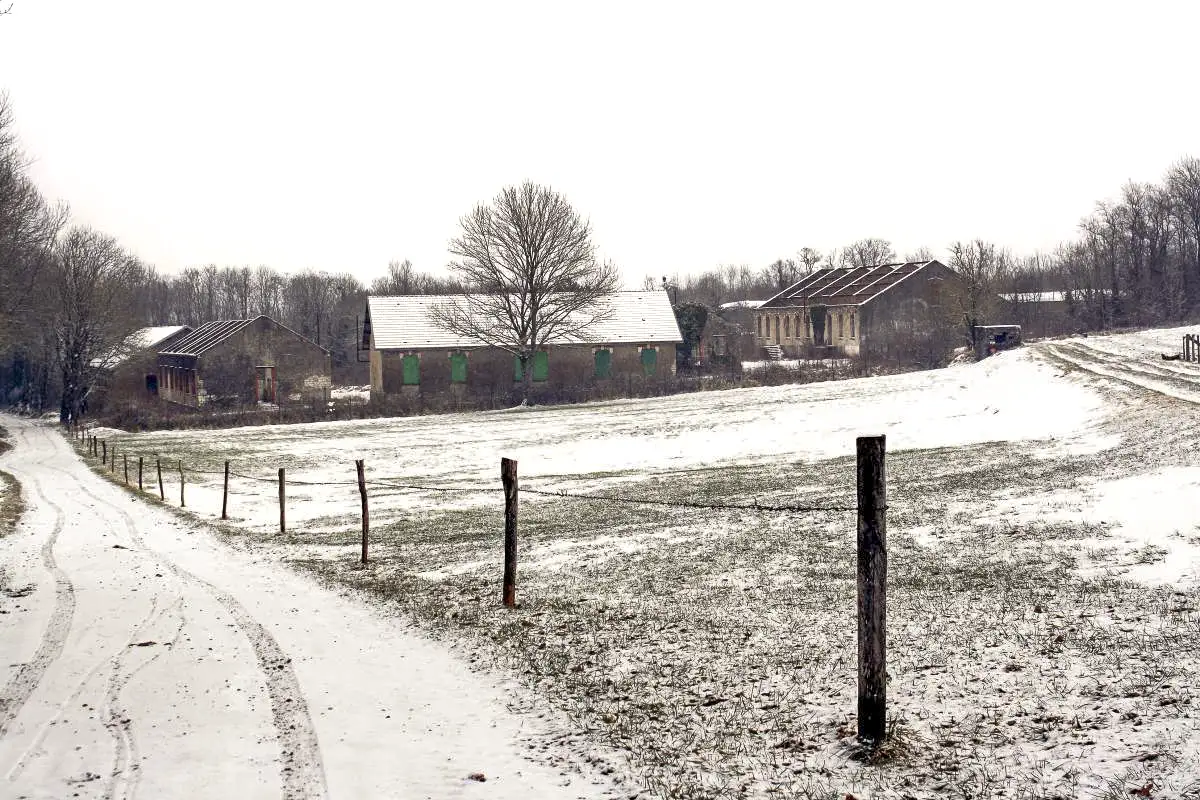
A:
[
  {"left": 948, "top": 239, "right": 1012, "bottom": 348},
  {"left": 840, "top": 238, "right": 896, "bottom": 268},
  {"left": 430, "top": 182, "right": 619, "bottom": 402},
  {"left": 50, "top": 226, "right": 141, "bottom": 421}
]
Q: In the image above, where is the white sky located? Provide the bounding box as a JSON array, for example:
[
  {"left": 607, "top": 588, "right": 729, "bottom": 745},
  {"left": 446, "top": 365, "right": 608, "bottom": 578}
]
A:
[{"left": 1, "top": 0, "right": 1197, "bottom": 288}]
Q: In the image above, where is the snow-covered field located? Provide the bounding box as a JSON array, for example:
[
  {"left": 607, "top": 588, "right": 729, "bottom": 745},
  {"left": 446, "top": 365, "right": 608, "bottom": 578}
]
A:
[{"left": 48, "top": 325, "right": 1200, "bottom": 797}]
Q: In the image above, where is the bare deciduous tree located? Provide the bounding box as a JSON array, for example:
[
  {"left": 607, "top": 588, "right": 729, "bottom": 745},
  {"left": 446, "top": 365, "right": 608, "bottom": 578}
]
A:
[
  {"left": 763, "top": 258, "right": 800, "bottom": 291},
  {"left": 796, "top": 247, "right": 823, "bottom": 274},
  {"left": 430, "top": 182, "right": 619, "bottom": 403},
  {"left": 948, "top": 239, "right": 1012, "bottom": 347},
  {"left": 840, "top": 238, "right": 896, "bottom": 268},
  {"left": 0, "top": 93, "right": 68, "bottom": 354},
  {"left": 51, "top": 226, "right": 141, "bottom": 421}
]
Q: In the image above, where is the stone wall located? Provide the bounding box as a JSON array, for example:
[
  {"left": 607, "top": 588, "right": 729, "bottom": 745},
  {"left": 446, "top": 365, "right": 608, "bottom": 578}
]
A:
[{"left": 371, "top": 342, "right": 678, "bottom": 400}]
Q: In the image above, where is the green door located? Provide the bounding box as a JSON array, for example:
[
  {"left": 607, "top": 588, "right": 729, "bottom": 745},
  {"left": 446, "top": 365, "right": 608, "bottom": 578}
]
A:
[
  {"left": 641, "top": 347, "right": 657, "bottom": 376},
  {"left": 450, "top": 352, "right": 467, "bottom": 383},
  {"left": 402, "top": 354, "right": 420, "bottom": 385},
  {"left": 594, "top": 349, "right": 611, "bottom": 378}
]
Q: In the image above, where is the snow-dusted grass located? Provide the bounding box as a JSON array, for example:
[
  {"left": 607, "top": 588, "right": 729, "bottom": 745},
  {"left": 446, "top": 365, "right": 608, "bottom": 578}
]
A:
[
  {"left": 0, "top": 425, "right": 19, "bottom": 538},
  {"left": 75, "top": 332, "right": 1200, "bottom": 798}
]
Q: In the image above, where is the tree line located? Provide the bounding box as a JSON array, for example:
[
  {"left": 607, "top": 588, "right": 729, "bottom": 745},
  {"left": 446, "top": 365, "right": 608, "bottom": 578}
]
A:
[
  {"left": 2, "top": 86, "right": 1199, "bottom": 418},
  {"left": 657, "top": 158, "right": 1200, "bottom": 342}
]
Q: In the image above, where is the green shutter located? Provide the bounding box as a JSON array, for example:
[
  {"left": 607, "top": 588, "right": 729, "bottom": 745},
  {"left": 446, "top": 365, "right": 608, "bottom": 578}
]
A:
[
  {"left": 402, "top": 354, "right": 420, "bottom": 385},
  {"left": 450, "top": 352, "right": 467, "bottom": 383},
  {"left": 594, "top": 348, "right": 611, "bottom": 378},
  {"left": 641, "top": 347, "right": 657, "bottom": 376},
  {"left": 514, "top": 355, "right": 523, "bottom": 382},
  {"left": 533, "top": 350, "right": 548, "bottom": 382}
]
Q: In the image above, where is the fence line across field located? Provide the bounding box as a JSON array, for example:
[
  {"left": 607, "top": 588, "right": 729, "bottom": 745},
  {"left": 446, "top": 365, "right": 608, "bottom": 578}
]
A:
[
  {"left": 73, "top": 425, "right": 892, "bottom": 748},
  {"left": 79, "top": 435, "right": 858, "bottom": 513}
]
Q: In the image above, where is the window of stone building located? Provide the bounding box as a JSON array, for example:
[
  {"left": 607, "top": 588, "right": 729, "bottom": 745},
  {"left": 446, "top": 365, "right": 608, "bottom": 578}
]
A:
[
  {"left": 515, "top": 351, "right": 549, "bottom": 382},
  {"left": 449, "top": 352, "right": 468, "bottom": 383},
  {"left": 784, "top": 317, "right": 791, "bottom": 338},
  {"left": 640, "top": 346, "right": 658, "bottom": 376},
  {"left": 594, "top": 348, "right": 612, "bottom": 378},
  {"left": 850, "top": 313, "right": 856, "bottom": 339},
  {"left": 838, "top": 313, "right": 844, "bottom": 339},
  {"left": 773, "top": 316, "right": 780, "bottom": 341},
  {"left": 402, "top": 354, "right": 420, "bottom": 385}
]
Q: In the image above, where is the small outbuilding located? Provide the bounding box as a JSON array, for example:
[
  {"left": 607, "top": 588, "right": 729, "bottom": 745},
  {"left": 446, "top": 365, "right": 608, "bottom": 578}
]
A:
[
  {"left": 362, "top": 291, "right": 683, "bottom": 400},
  {"left": 157, "top": 316, "right": 331, "bottom": 408}
]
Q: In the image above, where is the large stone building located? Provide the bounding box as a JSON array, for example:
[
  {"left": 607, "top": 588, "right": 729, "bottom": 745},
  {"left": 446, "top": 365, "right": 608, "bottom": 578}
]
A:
[
  {"left": 362, "top": 291, "right": 682, "bottom": 400},
  {"left": 755, "top": 260, "right": 967, "bottom": 362},
  {"left": 157, "top": 316, "right": 331, "bottom": 408}
]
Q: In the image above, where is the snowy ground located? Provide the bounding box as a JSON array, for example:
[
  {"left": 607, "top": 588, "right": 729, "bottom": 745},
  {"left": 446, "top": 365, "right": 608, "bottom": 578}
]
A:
[
  {"left": 330, "top": 385, "right": 371, "bottom": 403},
  {"left": 0, "top": 421, "right": 624, "bottom": 799},
  {"left": 21, "top": 325, "right": 1200, "bottom": 798},
  {"left": 741, "top": 358, "right": 854, "bottom": 372}
]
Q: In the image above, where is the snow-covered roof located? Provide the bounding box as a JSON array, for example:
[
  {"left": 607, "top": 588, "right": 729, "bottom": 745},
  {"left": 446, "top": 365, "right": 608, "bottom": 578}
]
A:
[
  {"left": 719, "top": 300, "right": 766, "bottom": 310},
  {"left": 366, "top": 291, "right": 683, "bottom": 350},
  {"left": 1001, "top": 291, "right": 1069, "bottom": 303},
  {"left": 91, "top": 325, "right": 191, "bottom": 369}
]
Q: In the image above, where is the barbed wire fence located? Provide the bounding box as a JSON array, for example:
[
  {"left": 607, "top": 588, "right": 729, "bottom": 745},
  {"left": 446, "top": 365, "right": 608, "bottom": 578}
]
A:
[{"left": 65, "top": 421, "right": 893, "bottom": 745}]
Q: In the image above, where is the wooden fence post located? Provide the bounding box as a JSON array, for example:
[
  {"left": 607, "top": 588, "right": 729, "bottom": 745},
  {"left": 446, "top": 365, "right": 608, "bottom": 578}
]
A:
[
  {"left": 123, "top": 454, "right": 129, "bottom": 485},
  {"left": 356, "top": 460, "right": 368, "bottom": 564},
  {"left": 138, "top": 456, "right": 144, "bottom": 491},
  {"left": 110, "top": 446, "right": 116, "bottom": 474},
  {"left": 856, "top": 435, "right": 887, "bottom": 744},
  {"left": 278, "top": 468, "right": 286, "bottom": 533},
  {"left": 221, "top": 461, "right": 230, "bottom": 520},
  {"left": 102, "top": 440, "right": 107, "bottom": 464},
  {"left": 179, "top": 461, "right": 185, "bottom": 507},
  {"left": 501, "top": 457, "right": 518, "bottom": 607},
  {"left": 156, "top": 458, "right": 164, "bottom": 500}
]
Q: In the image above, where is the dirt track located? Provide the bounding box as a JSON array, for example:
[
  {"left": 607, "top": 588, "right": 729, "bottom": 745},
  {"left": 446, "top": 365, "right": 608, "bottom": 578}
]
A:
[{"left": 0, "top": 417, "right": 617, "bottom": 800}]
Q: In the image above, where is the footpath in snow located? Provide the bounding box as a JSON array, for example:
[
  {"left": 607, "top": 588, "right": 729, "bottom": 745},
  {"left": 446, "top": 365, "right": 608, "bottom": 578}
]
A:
[{"left": 0, "top": 416, "right": 617, "bottom": 800}]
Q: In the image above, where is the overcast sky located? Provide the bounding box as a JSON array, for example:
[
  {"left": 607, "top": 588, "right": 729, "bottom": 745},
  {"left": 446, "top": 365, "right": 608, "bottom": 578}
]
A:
[{"left": 1, "top": 0, "right": 1197, "bottom": 287}]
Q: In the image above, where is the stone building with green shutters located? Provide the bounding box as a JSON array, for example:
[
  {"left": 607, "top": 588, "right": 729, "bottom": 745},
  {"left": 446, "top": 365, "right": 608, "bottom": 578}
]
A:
[{"left": 362, "top": 291, "right": 682, "bottom": 403}]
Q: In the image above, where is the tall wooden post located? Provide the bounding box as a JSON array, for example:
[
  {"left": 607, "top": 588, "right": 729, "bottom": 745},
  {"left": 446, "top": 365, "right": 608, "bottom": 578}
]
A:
[
  {"left": 179, "top": 461, "right": 185, "bottom": 507},
  {"left": 138, "top": 456, "right": 144, "bottom": 491},
  {"left": 221, "top": 461, "right": 230, "bottom": 520},
  {"left": 501, "top": 457, "right": 518, "bottom": 608},
  {"left": 278, "top": 468, "right": 286, "bottom": 533},
  {"left": 857, "top": 435, "right": 887, "bottom": 743},
  {"left": 356, "top": 460, "right": 369, "bottom": 564},
  {"left": 156, "top": 458, "right": 165, "bottom": 500},
  {"left": 123, "top": 454, "right": 129, "bottom": 485},
  {"left": 102, "top": 440, "right": 107, "bottom": 464},
  {"left": 110, "top": 446, "right": 116, "bottom": 473}
]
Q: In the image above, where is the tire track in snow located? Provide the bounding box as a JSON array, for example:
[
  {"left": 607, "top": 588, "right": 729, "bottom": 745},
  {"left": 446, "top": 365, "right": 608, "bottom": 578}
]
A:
[
  {"left": 50, "top": 443, "right": 329, "bottom": 800},
  {"left": 0, "top": 427, "right": 77, "bottom": 741},
  {"left": 1040, "top": 341, "right": 1200, "bottom": 403}
]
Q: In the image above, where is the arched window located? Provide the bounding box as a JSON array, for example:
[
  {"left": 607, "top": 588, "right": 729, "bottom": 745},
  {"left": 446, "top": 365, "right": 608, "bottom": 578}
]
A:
[
  {"left": 773, "top": 316, "right": 780, "bottom": 341},
  {"left": 838, "top": 313, "right": 844, "bottom": 339},
  {"left": 850, "top": 313, "right": 856, "bottom": 339},
  {"left": 784, "top": 316, "right": 791, "bottom": 338}
]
